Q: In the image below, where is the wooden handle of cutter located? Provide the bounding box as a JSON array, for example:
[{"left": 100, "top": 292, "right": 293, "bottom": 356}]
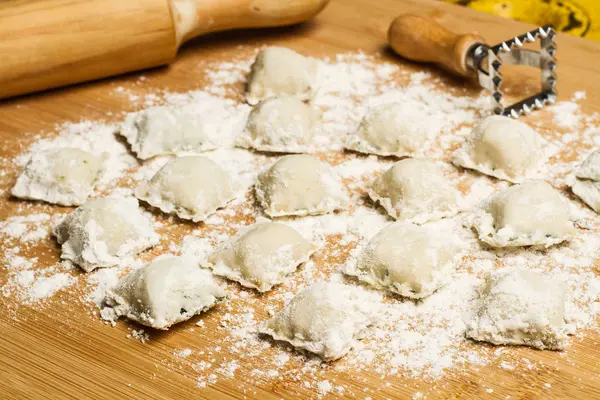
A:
[
  {"left": 0, "top": 0, "right": 329, "bottom": 100},
  {"left": 387, "top": 14, "right": 485, "bottom": 77}
]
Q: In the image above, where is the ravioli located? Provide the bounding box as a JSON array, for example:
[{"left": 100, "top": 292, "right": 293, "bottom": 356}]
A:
[
  {"left": 259, "top": 281, "right": 381, "bottom": 361},
  {"left": 452, "top": 115, "right": 546, "bottom": 182},
  {"left": 236, "top": 96, "right": 320, "bottom": 153},
  {"left": 571, "top": 149, "right": 600, "bottom": 213},
  {"left": 466, "top": 269, "right": 569, "bottom": 350},
  {"left": 368, "top": 158, "right": 461, "bottom": 224},
  {"left": 245, "top": 47, "right": 319, "bottom": 105},
  {"left": 471, "top": 181, "right": 575, "bottom": 248},
  {"left": 11, "top": 147, "right": 105, "bottom": 206},
  {"left": 346, "top": 103, "right": 429, "bottom": 157},
  {"left": 255, "top": 155, "right": 349, "bottom": 217},
  {"left": 206, "top": 222, "right": 317, "bottom": 292},
  {"left": 135, "top": 156, "right": 237, "bottom": 222},
  {"left": 120, "top": 105, "right": 218, "bottom": 160},
  {"left": 53, "top": 197, "right": 159, "bottom": 272},
  {"left": 345, "top": 221, "right": 463, "bottom": 298},
  {"left": 104, "top": 255, "right": 227, "bottom": 330}
]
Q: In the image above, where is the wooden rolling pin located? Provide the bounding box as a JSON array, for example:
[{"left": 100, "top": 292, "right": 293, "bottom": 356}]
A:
[{"left": 0, "top": 0, "right": 329, "bottom": 100}]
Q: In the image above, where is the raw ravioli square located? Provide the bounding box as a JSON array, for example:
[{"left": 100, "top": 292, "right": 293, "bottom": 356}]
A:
[
  {"left": 466, "top": 269, "right": 569, "bottom": 350},
  {"left": 206, "top": 222, "right": 317, "bottom": 292},
  {"left": 11, "top": 147, "right": 105, "bottom": 206},
  {"left": 452, "top": 115, "right": 546, "bottom": 182},
  {"left": 345, "top": 103, "right": 429, "bottom": 158},
  {"left": 255, "top": 154, "right": 349, "bottom": 218},
  {"left": 135, "top": 156, "right": 238, "bottom": 222},
  {"left": 104, "top": 255, "right": 227, "bottom": 330},
  {"left": 53, "top": 197, "right": 159, "bottom": 272},
  {"left": 471, "top": 181, "right": 575, "bottom": 248},
  {"left": 119, "top": 105, "right": 218, "bottom": 160},
  {"left": 236, "top": 96, "right": 320, "bottom": 153},
  {"left": 245, "top": 47, "right": 319, "bottom": 105},
  {"left": 344, "top": 221, "right": 463, "bottom": 298},
  {"left": 571, "top": 149, "right": 600, "bottom": 213},
  {"left": 259, "top": 281, "right": 381, "bottom": 361},
  {"left": 367, "top": 158, "right": 461, "bottom": 224}
]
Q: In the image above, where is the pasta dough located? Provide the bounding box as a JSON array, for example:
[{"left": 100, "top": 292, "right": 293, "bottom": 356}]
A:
[
  {"left": 120, "top": 105, "right": 217, "bottom": 160},
  {"left": 135, "top": 156, "right": 237, "bottom": 222},
  {"left": 245, "top": 47, "right": 319, "bottom": 105},
  {"left": 452, "top": 115, "right": 545, "bottom": 182},
  {"left": 259, "top": 281, "right": 380, "bottom": 361},
  {"left": 53, "top": 197, "right": 159, "bottom": 272},
  {"left": 206, "top": 222, "right": 317, "bottom": 292},
  {"left": 236, "top": 96, "right": 320, "bottom": 153},
  {"left": 571, "top": 149, "right": 600, "bottom": 213},
  {"left": 255, "top": 155, "right": 349, "bottom": 217},
  {"left": 367, "top": 158, "right": 461, "bottom": 224},
  {"left": 471, "top": 181, "right": 575, "bottom": 248},
  {"left": 344, "top": 221, "right": 463, "bottom": 298},
  {"left": 346, "top": 103, "right": 428, "bottom": 157},
  {"left": 466, "top": 269, "right": 569, "bottom": 350},
  {"left": 104, "top": 255, "right": 227, "bottom": 330},
  {"left": 11, "top": 147, "right": 105, "bottom": 206}
]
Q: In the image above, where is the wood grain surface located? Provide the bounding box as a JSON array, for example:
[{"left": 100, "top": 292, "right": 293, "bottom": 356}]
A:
[{"left": 1, "top": 0, "right": 600, "bottom": 399}]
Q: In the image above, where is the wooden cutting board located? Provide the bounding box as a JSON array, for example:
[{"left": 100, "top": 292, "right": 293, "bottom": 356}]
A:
[{"left": 1, "top": 0, "right": 600, "bottom": 399}]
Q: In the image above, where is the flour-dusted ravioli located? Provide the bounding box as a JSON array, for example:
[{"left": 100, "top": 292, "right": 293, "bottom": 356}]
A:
[
  {"left": 346, "top": 103, "right": 429, "bottom": 157},
  {"left": 135, "top": 156, "right": 237, "bottom": 222},
  {"left": 120, "top": 105, "right": 217, "bottom": 160},
  {"left": 471, "top": 181, "right": 575, "bottom": 248},
  {"left": 255, "top": 155, "right": 349, "bottom": 217},
  {"left": 104, "top": 255, "right": 227, "bottom": 330},
  {"left": 368, "top": 158, "right": 461, "bottom": 224},
  {"left": 571, "top": 149, "right": 600, "bottom": 213},
  {"left": 236, "top": 96, "right": 320, "bottom": 153},
  {"left": 452, "top": 115, "right": 546, "bottom": 182},
  {"left": 245, "top": 47, "right": 319, "bottom": 105},
  {"left": 53, "top": 197, "right": 159, "bottom": 272},
  {"left": 345, "top": 221, "right": 463, "bottom": 298},
  {"left": 11, "top": 147, "right": 105, "bottom": 206},
  {"left": 466, "top": 269, "right": 569, "bottom": 350},
  {"left": 259, "top": 281, "right": 380, "bottom": 361},
  {"left": 206, "top": 222, "right": 317, "bottom": 292}
]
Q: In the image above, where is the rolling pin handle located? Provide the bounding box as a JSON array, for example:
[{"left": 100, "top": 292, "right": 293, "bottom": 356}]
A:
[{"left": 387, "top": 14, "right": 486, "bottom": 77}]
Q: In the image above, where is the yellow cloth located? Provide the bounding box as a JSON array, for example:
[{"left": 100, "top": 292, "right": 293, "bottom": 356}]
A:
[{"left": 445, "top": 0, "right": 600, "bottom": 41}]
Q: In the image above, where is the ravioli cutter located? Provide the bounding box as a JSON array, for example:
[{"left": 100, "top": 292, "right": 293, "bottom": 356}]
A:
[{"left": 387, "top": 14, "right": 557, "bottom": 118}]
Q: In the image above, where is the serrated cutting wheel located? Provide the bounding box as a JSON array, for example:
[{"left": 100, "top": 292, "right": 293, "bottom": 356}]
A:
[{"left": 387, "top": 15, "right": 557, "bottom": 118}]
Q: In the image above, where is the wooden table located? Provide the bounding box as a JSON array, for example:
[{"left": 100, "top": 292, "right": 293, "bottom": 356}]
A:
[{"left": 1, "top": 0, "right": 600, "bottom": 398}]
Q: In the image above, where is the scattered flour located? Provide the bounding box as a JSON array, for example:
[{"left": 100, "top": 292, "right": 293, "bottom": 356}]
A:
[
  {"left": 175, "top": 348, "right": 193, "bottom": 358},
  {"left": 85, "top": 268, "right": 121, "bottom": 307},
  {"left": 27, "top": 273, "right": 75, "bottom": 302},
  {"left": 1, "top": 50, "right": 599, "bottom": 399},
  {"left": 549, "top": 101, "right": 582, "bottom": 128},
  {"left": 180, "top": 236, "right": 214, "bottom": 263},
  {"left": 2, "top": 264, "right": 76, "bottom": 304},
  {"left": 0, "top": 213, "right": 57, "bottom": 242},
  {"left": 127, "top": 329, "right": 150, "bottom": 344},
  {"left": 317, "top": 379, "right": 333, "bottom": 395}
]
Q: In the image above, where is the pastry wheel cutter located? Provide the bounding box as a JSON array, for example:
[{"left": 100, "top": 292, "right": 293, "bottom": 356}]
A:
[{"left": 387, "top": 14, "right": 556, "bottom": 118}]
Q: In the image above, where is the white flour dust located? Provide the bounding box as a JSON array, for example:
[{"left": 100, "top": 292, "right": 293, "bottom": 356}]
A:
[{"left": 1, "top": 49, "right": 600, "bottom": 398}]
